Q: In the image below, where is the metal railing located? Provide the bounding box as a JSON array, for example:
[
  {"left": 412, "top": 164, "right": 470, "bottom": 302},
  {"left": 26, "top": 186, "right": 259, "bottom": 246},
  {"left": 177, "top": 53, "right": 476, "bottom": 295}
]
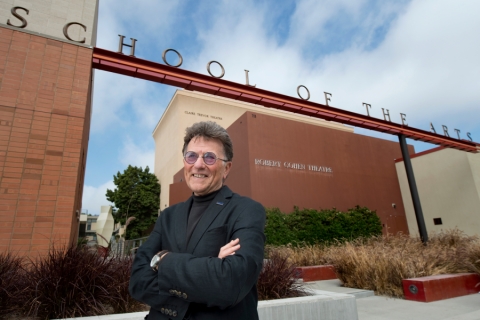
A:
[{"left": 121, "top": 237, "right": 148, "bottom": 255}]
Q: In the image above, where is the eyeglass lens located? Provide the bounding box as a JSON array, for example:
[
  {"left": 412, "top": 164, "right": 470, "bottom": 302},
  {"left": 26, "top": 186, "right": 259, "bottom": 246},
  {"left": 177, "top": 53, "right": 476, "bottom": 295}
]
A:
[{"left": 184, "top": 151, "right": 218, "bottom": 165}]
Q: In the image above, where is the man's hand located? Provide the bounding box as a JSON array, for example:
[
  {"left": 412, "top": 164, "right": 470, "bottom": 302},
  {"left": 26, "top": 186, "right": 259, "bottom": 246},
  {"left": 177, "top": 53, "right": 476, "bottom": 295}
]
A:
[{"left": 218, "top": 238, "right": 240, "bottom": 259}]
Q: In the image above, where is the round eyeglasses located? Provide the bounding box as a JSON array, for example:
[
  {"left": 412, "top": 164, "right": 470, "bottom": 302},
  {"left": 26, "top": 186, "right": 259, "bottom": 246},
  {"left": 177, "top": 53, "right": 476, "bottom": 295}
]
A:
[{"left": 184, "top": 151, "right": 228, "bottom": 165}]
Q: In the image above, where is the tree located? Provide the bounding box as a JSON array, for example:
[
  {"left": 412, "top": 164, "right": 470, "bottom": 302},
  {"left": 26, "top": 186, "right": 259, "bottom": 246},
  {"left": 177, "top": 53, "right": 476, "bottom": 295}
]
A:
[{"left": 106, "top": 165, "right": 160, "bottom": 240}]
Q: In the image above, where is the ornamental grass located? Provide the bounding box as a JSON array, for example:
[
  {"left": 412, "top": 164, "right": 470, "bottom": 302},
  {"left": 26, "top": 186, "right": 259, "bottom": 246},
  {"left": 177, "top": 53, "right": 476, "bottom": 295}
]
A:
[
  {"left": 257, "top": 251, "right": 307, "bottom": 300},
  {"left": 267, "top": 229, "right": 480, "bottom": 298},
  {"left": 0, "top": 253, "right": 25, "bottom": 317},
  {"left": 0, "top": 246, "right": 146, "bottom": 320}
]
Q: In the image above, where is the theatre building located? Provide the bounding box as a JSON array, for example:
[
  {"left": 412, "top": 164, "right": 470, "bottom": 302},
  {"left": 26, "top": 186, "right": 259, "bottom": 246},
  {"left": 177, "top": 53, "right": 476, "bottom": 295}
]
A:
[{"left": 153, "top": 90, "right": 413, "bottom": 235}]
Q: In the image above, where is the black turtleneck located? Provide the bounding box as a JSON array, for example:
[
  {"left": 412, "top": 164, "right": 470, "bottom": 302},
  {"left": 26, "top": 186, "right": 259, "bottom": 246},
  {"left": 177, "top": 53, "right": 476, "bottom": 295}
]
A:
[{"left": 186, "top": 189, "right": 221, "bottom": 245}]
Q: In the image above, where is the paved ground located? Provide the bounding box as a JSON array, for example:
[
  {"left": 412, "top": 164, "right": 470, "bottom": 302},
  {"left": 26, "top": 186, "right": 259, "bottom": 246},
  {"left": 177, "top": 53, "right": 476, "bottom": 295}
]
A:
[
  {"left": 306, "top": 279, "right": 480, "bottom": 320},
  {"left": 356, "top": 294, "right": 480, "bottom": 320}
]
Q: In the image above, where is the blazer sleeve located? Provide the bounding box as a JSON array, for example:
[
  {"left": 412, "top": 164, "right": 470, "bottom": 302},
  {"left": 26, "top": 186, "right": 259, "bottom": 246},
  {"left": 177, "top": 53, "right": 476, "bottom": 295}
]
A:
[
  {"left": 128, "top": 212, "right": 190, "bottom": 313},
  {"left": 156, "top": 199, "right": 266, "bottom": 310}
]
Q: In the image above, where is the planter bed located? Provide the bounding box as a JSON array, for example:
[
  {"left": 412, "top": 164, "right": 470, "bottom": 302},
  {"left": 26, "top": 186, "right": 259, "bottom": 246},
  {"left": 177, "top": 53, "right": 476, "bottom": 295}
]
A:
[
  {"left": 296, "top": 265, "right": 337, "bottom": 282},
  {"left": 403, "top": 273, "right": 480, "bottom": 302}
]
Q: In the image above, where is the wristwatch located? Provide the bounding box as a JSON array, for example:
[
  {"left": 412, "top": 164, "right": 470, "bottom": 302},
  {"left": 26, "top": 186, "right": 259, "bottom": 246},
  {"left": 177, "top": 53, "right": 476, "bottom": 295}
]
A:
[{"left": 150, "top": 250, "right": 168, "bottom": 271}]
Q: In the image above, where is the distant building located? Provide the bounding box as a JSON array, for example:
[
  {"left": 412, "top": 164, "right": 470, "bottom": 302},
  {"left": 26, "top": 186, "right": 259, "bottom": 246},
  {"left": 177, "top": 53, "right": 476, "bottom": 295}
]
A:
[
  {"left": 78, "top": 206, "right": 115, "bottom": 247},
  {"left": 396, "top": 147, "right": 480, "bottom": 236},
  {"left": 78, "top": 214, "right": 98, "bottom": 244}
]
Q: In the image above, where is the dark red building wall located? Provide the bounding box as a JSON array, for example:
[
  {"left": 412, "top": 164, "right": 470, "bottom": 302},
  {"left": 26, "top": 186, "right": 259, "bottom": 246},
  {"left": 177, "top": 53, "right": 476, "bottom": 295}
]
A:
[
  {"left": 227, "top": 112, "right": 411, "bottom": 235},
  {"left": 0, "top": 28, "right": 92, "bottom": 256}
]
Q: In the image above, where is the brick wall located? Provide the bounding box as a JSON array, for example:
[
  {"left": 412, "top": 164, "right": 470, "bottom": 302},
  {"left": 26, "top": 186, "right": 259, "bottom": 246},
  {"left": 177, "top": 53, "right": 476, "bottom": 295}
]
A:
[{"left": 0, "top": 27, "right": 92, "bottom": 256}]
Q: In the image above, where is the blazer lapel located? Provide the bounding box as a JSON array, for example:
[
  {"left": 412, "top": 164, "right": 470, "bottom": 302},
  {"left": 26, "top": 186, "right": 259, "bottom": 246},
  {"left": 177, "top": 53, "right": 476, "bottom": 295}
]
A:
[
  {"left": 174, "top": 197, "right": 192, "bottom": 252},
  {"left": 186, "top": 186, "right": 233, "bottom": 254}
]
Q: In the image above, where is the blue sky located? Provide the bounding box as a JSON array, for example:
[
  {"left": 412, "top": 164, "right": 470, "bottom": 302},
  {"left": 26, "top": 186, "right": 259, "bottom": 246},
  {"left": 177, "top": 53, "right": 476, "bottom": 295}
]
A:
[{"left": 81, "top": 0, "right": 480, "bottom": 215}]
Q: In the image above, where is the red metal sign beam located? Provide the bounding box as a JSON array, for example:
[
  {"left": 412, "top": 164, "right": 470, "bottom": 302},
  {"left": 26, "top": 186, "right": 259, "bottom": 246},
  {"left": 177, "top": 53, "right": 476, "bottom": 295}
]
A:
[{"left": 92, "top": 47, "right": 478, "bottom": 153}]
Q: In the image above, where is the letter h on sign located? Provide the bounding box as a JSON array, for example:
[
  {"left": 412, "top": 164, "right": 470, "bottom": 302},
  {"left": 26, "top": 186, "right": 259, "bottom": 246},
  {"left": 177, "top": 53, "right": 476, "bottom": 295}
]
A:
[{"left": 118, "top": 35, "right": 137, "bottom": 56}]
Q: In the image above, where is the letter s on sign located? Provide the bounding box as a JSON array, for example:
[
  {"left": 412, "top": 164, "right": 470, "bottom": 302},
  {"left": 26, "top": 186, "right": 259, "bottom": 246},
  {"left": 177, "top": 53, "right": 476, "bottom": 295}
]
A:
[
  {"left": 7, "top": 6, "right": 29, "bottom": 28},
  {"left": 63, "top": 22, "right": 87, "bottom": 43}
]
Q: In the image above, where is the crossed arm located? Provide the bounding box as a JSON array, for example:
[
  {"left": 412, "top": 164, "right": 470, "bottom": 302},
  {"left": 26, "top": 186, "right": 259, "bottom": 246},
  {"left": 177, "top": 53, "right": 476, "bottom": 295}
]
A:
[{"left": 156, "top": 238, "right": 239, "bottom": 268}]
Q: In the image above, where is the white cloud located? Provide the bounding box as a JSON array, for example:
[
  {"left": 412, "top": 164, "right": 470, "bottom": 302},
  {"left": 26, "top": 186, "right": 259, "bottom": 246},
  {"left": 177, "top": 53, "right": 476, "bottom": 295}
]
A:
[
  {"left": 287, "top": 0, "right": 366, "bottom": 48},
  {"left": 90, "top": 0, "right": 182, "bottom": 135},
  {"left": 186, "top": 0, "right": 479, "bottom": 140},
  {"left": 82, "top": 180, "right": 115, "bottom": 215},
  {"left": 96, "top": 0, "right": 181, "bottom": 53},
  {"left": 81, "top": 137, "right": 154, "bottom": 216},
  {"left": 318, "top": 0, "right": 480, "bottom": 130},
  {"left": 119, "top": 136, "right": 155, "bottom": 170},
  {"left": 91, "top": 70, "right": 169, "bottom": 133}
]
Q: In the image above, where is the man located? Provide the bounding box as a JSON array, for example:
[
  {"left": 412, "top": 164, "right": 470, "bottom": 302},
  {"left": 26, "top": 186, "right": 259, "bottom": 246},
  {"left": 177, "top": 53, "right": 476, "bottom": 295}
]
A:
[{"left": 129, "top": 121, "right": 266, "bottom": 319}]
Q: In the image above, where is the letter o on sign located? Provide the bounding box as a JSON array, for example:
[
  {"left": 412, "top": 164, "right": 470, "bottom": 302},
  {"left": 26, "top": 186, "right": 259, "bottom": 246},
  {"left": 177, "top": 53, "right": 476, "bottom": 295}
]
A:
[
  {"left": 162, "top": 49, "right": 183, "bottom": 67},
  {"left": 297, "top": 85, "right": 310, "bottom": 100},
  {"left": 206, "top": 61, "right": 225, "bottom": 78}
]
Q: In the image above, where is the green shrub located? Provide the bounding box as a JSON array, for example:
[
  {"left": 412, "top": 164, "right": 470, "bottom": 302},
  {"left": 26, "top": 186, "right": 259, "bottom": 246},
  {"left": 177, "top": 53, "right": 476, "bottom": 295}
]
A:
[
  {"left": 265, "top": 206, "right": 382, "bottom": 245},
  {"left": 263, "top": 208, "right": 296, "bottom": 245}
]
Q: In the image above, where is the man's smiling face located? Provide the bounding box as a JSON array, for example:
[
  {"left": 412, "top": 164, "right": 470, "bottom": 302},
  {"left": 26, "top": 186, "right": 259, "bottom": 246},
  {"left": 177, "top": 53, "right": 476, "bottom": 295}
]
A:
[{"left": 183, "top": 136, "right": 232, "bottom": 196}]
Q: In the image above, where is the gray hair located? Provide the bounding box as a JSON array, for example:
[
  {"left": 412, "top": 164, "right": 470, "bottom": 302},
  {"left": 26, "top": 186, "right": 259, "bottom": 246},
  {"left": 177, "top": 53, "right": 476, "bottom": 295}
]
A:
[{"left": 182, "top": 121, "right": 233, "bottom": 161}]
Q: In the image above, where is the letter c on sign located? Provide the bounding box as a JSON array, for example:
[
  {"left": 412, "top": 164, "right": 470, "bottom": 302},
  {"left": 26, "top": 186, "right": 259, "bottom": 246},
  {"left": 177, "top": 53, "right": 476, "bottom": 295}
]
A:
[
  {"left": 207, "top": 61, "right": 225, "bottom": 79},
  {"left": 63, "top": 22, "right": 87, "bottom": 43}
]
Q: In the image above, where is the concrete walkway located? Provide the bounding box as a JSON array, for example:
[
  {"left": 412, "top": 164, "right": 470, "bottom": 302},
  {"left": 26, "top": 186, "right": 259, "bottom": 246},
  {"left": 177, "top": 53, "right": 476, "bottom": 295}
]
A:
[
  {"left": 307, "top": 279, "right": 480, "bottom": 320},
  {"left": 356, "top": 294, "right": 480, "bottom": 320}
]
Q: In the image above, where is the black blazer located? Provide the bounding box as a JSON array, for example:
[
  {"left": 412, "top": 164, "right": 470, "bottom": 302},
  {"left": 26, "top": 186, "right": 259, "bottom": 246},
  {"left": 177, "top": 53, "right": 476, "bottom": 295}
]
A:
[{"left": 129, "top": 186, "right": 266, "bottom": 320}]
